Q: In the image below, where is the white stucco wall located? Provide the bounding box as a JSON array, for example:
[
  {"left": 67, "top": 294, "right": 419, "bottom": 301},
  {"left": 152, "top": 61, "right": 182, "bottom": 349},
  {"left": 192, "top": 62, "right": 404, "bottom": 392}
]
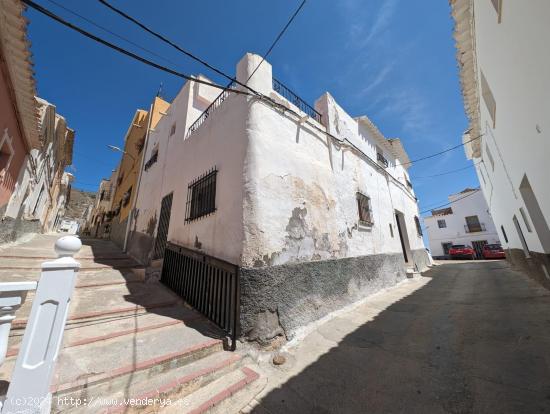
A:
[
  {"left": 133, "top": 53, "right": 427, "bottom": 270},
  {"left": 133, "top": 76, "right": 248, "bottom": 264},
  {"left": 425, "top": 189, "right": 501, "bottom": 257},
  {"left": 463, "top": 1, "right": 550, "bottom": 255}
]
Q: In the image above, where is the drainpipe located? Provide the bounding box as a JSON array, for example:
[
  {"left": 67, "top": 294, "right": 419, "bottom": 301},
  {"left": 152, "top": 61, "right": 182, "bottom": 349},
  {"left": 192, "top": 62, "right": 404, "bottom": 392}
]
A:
[{"left": 122, "top": 101, "right": 155, "bottom": 253}]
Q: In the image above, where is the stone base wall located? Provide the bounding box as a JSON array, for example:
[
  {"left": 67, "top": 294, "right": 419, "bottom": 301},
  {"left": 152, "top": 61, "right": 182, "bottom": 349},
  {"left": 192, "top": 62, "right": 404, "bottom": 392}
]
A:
[
  {"left": 239, "top": 252, "right": 407, "bottom": 343},
  {"left": 0, "top": 205, "right": 42, "bottom": 244},
  {"left": 110, "top": 216, "right": 128, "bottom": 250},
  {"left": 506, "top": 248, "right": 550, "bottom": 290}
]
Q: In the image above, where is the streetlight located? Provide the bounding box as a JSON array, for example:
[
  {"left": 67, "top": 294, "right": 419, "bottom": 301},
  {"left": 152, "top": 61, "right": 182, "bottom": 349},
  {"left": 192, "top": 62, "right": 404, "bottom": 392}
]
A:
[{"left": 106, "top": 144, "right": 135, "bottom": 161}]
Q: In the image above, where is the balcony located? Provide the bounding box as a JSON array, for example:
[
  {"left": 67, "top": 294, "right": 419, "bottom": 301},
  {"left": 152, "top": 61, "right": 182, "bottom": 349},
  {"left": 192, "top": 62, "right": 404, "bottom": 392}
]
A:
[
  {"left": 187, "top": 82, "right": 236, "bottom": 136},
  {"left": 272, "top": 78, "right": 322, "bottom": 123},
  {"left": 464, "top": 223, "right": 486, "bottom": 233}
]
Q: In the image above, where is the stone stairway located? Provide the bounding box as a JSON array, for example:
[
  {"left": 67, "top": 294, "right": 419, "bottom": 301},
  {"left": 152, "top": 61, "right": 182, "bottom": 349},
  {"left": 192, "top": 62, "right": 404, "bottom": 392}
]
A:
[{"left": 0, "top": 235, "right": 261, "bottom": 413}]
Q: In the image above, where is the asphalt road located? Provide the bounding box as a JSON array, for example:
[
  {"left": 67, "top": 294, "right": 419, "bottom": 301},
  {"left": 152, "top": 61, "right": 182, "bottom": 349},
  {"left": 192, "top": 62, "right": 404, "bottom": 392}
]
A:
[{"left": 251, "top": 260, "right": 550, "bottom": 414}]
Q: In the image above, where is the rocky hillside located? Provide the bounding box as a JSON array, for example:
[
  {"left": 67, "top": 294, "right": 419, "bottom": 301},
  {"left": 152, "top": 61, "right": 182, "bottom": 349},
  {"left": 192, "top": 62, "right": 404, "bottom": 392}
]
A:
[{"left": 65, "top": 187, "right": 95, "bottom": 220}]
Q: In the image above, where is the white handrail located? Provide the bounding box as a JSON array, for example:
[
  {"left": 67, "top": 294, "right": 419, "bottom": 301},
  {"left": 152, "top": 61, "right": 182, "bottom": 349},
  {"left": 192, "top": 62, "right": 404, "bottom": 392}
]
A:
[{"left": 1, "top": 235, "right": 82, "bottom": 414}]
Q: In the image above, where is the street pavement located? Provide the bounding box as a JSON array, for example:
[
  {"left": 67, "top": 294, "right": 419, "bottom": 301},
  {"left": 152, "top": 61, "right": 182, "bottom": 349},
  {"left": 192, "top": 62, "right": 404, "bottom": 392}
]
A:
[{"left": 245, "top": 260, "right": 550, "bottom": 414}]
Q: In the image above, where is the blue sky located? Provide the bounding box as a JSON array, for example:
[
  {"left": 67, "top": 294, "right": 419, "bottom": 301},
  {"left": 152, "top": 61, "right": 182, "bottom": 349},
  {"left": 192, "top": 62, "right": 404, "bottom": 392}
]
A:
[{"left": 26, "top": 0, "right": 478, "bottom": 217}]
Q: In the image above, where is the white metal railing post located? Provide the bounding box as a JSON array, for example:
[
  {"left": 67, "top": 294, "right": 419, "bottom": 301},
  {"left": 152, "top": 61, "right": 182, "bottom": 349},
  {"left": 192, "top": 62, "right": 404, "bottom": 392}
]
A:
[
  {"left": 0, "top": 282, "right": 37, "bottom": 367},
  {"left": 2, "top": 236, "right": 82, "bottom": 414}
]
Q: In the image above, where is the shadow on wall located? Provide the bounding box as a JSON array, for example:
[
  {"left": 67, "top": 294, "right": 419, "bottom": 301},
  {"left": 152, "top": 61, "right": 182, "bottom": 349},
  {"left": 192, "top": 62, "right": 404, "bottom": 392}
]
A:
[{"left": 250, "top": 261, "right": 550, "bottom": 413}]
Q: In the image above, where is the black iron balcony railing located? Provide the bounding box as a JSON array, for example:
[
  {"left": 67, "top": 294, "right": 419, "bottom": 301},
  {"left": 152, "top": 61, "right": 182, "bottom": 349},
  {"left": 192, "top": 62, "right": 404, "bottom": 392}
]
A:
[
  {"left": 188, "top": 82, "right": 236, "bottom": 136},
  {"left": 464, "top": 223, "right": 486, "bottom": 233},
  {"left": 377, "top": 152, "right": 389, "bottom": 168},
  {"left": 272, "top": 77, "right": 322, "bottom": 124}
]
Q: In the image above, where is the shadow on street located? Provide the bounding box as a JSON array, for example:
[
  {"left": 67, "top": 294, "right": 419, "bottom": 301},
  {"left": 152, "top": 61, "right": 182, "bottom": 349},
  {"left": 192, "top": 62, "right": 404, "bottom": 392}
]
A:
[{"left": 252, "top": 261, "right": 550, "bottom": 413}]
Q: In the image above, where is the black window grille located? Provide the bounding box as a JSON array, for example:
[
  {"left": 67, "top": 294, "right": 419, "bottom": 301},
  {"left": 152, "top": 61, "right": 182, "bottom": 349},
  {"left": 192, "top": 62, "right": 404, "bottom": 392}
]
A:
[
  {"left": 186, "top": 167, "right": 217, "bottom": 222},
  {"left": 415, "top": 216, "right": 423, "bottom": 236},
  {"left": 357, "top": 192, "right": 373, "bottom": 225},
  {"left": 437, "top": 219, "right": 446, "bottom": 228},
  {"left": 377, "top": 152, "right": 389, "bottom": 168},
  {"left": 144, "top": 149, "right": 158, "bottom": 171}
]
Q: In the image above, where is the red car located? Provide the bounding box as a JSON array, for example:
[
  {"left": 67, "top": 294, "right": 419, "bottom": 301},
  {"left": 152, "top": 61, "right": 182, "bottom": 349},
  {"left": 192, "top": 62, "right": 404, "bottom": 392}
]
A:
[
  {"left": 482, "top": 244, "right": 506, "bottom": 259},
  {"left": 449, "top": 244, "right": 476, "bottom": 260}
]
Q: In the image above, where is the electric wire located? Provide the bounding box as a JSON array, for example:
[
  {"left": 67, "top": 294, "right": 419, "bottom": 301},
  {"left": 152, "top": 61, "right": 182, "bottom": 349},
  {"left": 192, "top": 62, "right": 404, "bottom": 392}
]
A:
[
  {"left": 411, "top": 162, "right": 479, "bottom": 179},
  {"left": 419, "top": 189, "right": 481, "bottom": 215},
  {"left": 403, "top": 134, "right": 483, "bottom": 166},
  {"left": 22, "top": 0, "right": 252, "bottom": 96},
  {"left": 26, "top": 0, "right": 482, "bottom": 197},
  {"left": 97, "top": 0, "right": 260, "bottom": 96},
  {"left": 247, "top": 0, "right": 307, "bottom": 82},
  {"left": 44, "top": 0, "right": 178, "bottom": 66}
]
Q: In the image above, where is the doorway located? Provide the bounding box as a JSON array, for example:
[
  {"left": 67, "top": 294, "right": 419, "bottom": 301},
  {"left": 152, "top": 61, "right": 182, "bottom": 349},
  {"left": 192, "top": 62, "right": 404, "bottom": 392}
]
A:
[
  {"left": 519, "top": 174, "right": 550, "bottom": 252},
  {"left": 395, "top": 211, "right": 412, "bottom": 264},
  {"left": 153, "top": 192, "right": 173, "bottom": 259},
  {"left": 513, "top": 215, "right": 530, "bottom": 258},
  {"left": 442, "top": 242, "right": 453, "bottom": 256}
]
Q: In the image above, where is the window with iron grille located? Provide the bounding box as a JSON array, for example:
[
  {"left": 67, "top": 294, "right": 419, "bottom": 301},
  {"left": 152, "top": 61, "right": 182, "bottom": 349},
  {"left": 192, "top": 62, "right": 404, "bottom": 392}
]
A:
[
  {"left": 144, "top": 148, "right": 158, "bottom": 171},
  {"left": 414, "top": 216, "right": 423, "bottom": 236},
  {"left": 356, "top": 192, "right": 373, "bottom": 225},
  {"left": 437, "top": 219, "right": 447, "bottom": 228},
  {"left": 186, "top": 168, "right": 217, "bottom": 222}
]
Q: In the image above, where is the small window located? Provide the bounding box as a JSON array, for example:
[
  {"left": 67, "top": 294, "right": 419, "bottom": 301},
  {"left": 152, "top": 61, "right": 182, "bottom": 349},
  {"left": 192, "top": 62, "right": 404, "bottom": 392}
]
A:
[
  {"left": 519, "top": 207, "right": 532, "bottom": 232},
  {"left": 376, "top": 146, "right": 388, "bottom": 168},
  {"left": 389, "top": 223, "right": 394, "bottom": 238},
  {"left": 480, "top": 71, "right": 496, "bottom": 128},
  {"left": 144, "top": 147, "right": 158, "bottom": 171},
  {"left": 501, "top": 225, "right": 508, "bottom": 243},
  {"left": 485, "top": 144, "right": 495, "bottom": 171},
  {"left": 356, "top": 192, "right": 373, "bottom": 225},
  {"left": 122, "top": 186, "right": 132, "bottom": 207},
  {"left": 0, "top": 130, "right": 14, "bottom": 176},
  {"left": 437, "top": 219, "right": 447, "bottom": 229},
  {"left": 491, "top": 0, "right": 502, "bottom": 23},
  {"left": 414, "top": 216, "right": 422, "bottom": 236},
  {"left": 170, "top": 123, "right": 176, "bottom": 136},
  {"left": 186, "top": 167, "right": 217, "bottom": 222}
]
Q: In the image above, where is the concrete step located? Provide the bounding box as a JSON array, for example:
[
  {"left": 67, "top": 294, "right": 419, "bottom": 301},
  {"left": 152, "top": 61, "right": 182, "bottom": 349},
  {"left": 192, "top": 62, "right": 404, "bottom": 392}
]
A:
[
  {"left": 0, "top": 257, "right": 142, "bottom": 270},
  {"left": 160, "top": 365, "right": 261, "bottom": 414},
  {"left": 12, "top": 280, "right": 180, "bottom": 329},
  {"left": 58, "top": 352, "right": 242, "bottom": 414},
  {"left": 7, "top": 305, "right": 216, "bottom": 358},
  {"left": 0, "top": 323, "right": 226, "bottom": 404},
  {"left": 0, "top": 266, "right": 143, "bottom": 285}
]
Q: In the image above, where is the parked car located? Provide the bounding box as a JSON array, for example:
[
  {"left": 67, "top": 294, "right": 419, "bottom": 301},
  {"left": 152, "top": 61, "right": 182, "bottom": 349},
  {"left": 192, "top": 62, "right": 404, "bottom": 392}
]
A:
[
  {"left": 482, "top": 243, "right": 506, "bottom": 259},
  {"left": 449, "top": 244, "right": 476, "bottom": 260}
]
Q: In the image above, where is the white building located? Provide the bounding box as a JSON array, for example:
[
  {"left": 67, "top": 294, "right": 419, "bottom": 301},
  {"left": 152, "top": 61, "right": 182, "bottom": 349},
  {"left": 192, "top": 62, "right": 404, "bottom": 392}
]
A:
[
  {"left": 128, "top": 53, "right": 429, "bottom": 342},
  {"left": 4, "top": 97, "right": 75, "bottom": 234},
  {"left": 425, "top": 188, "right": 501, "bottom": 258},
  {"left": 451, "top": 1, "right": 550, "bottom": 285}
]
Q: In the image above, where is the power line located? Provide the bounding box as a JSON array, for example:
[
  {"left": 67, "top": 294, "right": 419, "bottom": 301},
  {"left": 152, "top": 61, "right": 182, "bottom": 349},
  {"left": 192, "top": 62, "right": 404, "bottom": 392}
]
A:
[
  {"left": 402, "top": 134, "right": 483, "bottom": 166},
  {"left": 22, "top": 0, "right": 253, "bottom": 96},
  {"left": 247, "top": 0, "right": 307, "bottom": 82},
  {"left": 420, "top": 189, "right": 481, "bottom": 215},
  {"left": 26, "top": 0, "right": 479, "bottom": 199},
  {"left": 97, "top": 0, "right": 260, "bottom": 96},
  {"left": 411, "top": 162, "right": 479, "bottom": 179},
  {"left": 44, "top": 0, "right": 178, "bottom": 66}
]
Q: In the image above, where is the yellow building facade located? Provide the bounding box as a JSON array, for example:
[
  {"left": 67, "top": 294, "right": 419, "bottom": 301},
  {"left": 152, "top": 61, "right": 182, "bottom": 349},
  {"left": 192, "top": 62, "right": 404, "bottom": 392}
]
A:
[{"left": 110, "top": 97, "right": 170, "bottom": 248}]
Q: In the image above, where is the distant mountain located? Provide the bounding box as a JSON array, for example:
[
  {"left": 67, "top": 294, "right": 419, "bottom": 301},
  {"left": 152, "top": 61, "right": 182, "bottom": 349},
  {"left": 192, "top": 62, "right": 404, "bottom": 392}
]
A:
[{"left": 65, "top": 188, "right": 96, "bottom": 221}]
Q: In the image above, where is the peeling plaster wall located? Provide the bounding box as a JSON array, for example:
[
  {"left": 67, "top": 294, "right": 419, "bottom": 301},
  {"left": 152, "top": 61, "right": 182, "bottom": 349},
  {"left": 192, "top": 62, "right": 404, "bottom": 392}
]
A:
[{"left": 242, "top": 95, "right": 426, "bottom": 269}]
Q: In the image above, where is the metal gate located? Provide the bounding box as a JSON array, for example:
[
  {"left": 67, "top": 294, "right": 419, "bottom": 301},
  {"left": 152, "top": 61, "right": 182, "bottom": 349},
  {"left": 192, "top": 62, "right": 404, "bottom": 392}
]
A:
[
  {"left": 472, "top": 240, "right": 487, "bottom": 259},
  {"left": 160, "top": 242, "right": 240, "bottom": 350},
  {"left": 153, "top": 192, "right": 173, "bottom": 259}
]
